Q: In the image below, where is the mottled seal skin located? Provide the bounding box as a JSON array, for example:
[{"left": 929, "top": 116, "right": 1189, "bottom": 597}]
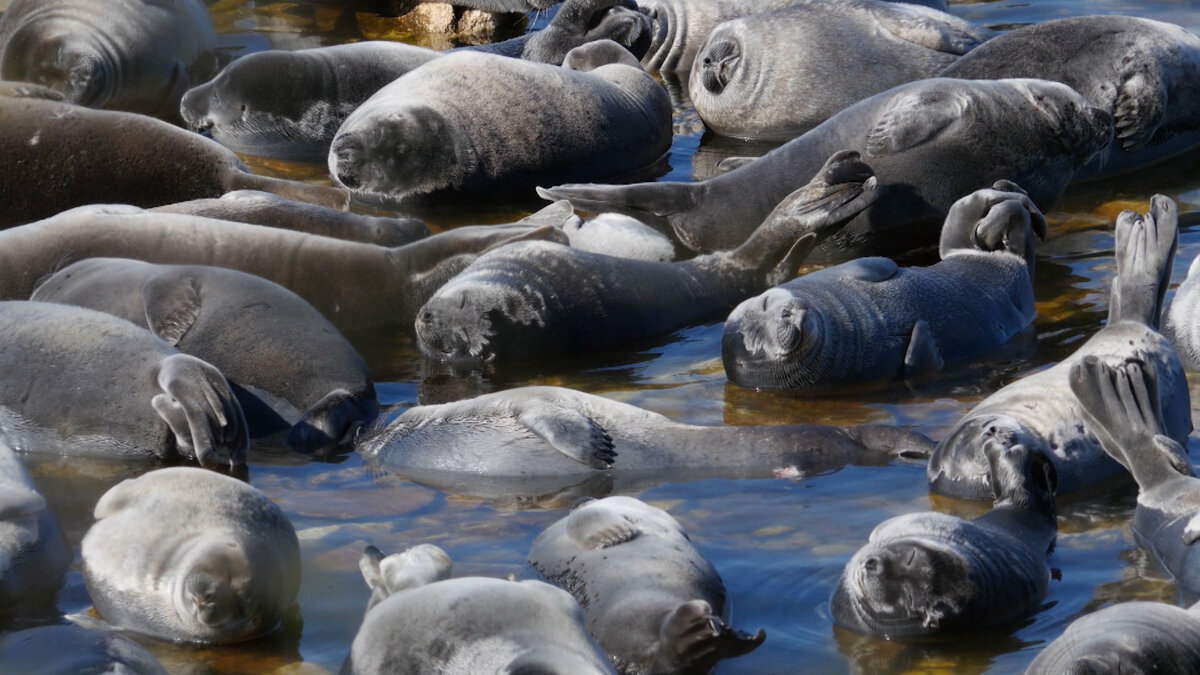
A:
[
  {"left": 929, "top": 195, "right": 1192, "bottom": 501},
  {"left": 831, "top": 441, "right": 1057, "bottom": 638},
  {"left": 541, "top": 78, "right": 1112, "bottom": 259},
  {"left": 0, "top": 96, "right": 348, "bottom": 228},
  {"left": 417, "top": 151, "right": 879, "bottom": 365},
  {"left": 32, "top": 258, "right": 378, "bottom": 454},
  {"left": 0, "top": 301, "right": 248, "bottom": 468},
  {"left": 1025, "top": 600, "right": 1200, "bottom": 674},
  {"left": 529, "top": 496, "right": 766, "bottom": 673},
  {"left": 82, "top": 467, "right": 301, "bottom": 644},
  {"left": 343, "top": 543, "right": 614, "bottom": 675},
  {"left": 0, "top": 623, "right": 167, "bottom": 674},
  {"left": 329, "top": 44, "right": 672, "bottom": 204},
  {"left": 691, "top": 0, "right": 992, "bottom": 141},
  {"left": 1163, "top": 252, "right": 1200, "bottom": 370},
  {"left": 722, "top": 181, "right": 1043, "bottom": 390},
  {"left": 0, "top": 439, "right": 71, "bottom": 624},
  {"left": 940, "top": 16, "right": 1200, "bottom": 180},
  {"left": 0, "top": 0, "right": 217, "bottom": 120}
]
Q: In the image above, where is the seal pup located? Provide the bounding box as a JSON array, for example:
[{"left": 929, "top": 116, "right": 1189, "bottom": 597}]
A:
[
  {"left": 1162, "top": 251, "right": 1200, "bottom": 370},
  {"left": 559, "top": 211, "right": 677, "bottom": 261},
  {"left": 344, "top": 543, "right": 615, "bottom": 674},
  {"left": 1025, "top": 599, "right": 1200, "bottom": 673},
  {"left": 0, "top": 96, "right": 348, "bottom": 228},
  {"left": 722, "top": 181, "right": 1042, "bottom": 389},
  {"left": 831, "top": 440, "right": 1057, "bottom": 638},
  {"left": 82, "top": 467, "right": 301, "bottom": 644},
  {"left": 940, "top": 15, "right": 1200, "bottom": 180},
  {"left": 0, "top": 438, "right": 71, "bottom": 623},
  {"left": 328, "top": 43, "right": 672, "bottom": 204},
  {"left": 928, "top": 195, "right": 1192, "bottom": 500},
  {"left": 0, "top": 623, "right": 167, "bottom": 674},
  {"left": 540, "top": 78, "right": 1113, "bottom": 258},
  {"left": 528, "top": 496, "right": 766, "bottom": 673},
  {"left": 0, "top": 301, "right": 248, "bottom": 468},
  {"left": 691, "top": 0, "right": 992, "bottom": 141},
  {"left": 416, "top": 151, "right": 879, "bottom": 365},
  {"left": 32, "top": 258, "right": 378, "bottom": 454},
  {"left": 0, "top": 0, "right": 217, "bottom": 120}
]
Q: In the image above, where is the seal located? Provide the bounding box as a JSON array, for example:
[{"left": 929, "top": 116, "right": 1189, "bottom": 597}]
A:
[
  {"left": 691, "top": 0, "right": 992, "bottom": 141},
  {"left": 928, "top": 195, "right": 1193, "bottom": 500},
  {"left": 328, "top": 43, "right": 672, "bottom": 204},
  {"left": 940, "top": 15, "right": 1200, "bottom": 180},
  {"left": 0, "top": 301, "right": 248, "bottom": 468},
  {"left": 1162, "top": 251, "right": 1200, "bottom": 370},
  {"left": 416, "top": 151, "right": 878, "bottom": 365},
  {"left": 540, "top": 78, "right": 1112, "bottom": 258},
  {"left": 0, "top": 624, "right": 167, "bottom": 674},
  {"left": 722, "top": 181, "right": 1042, "bottom": 389},
  {"left": 559, "top": 211, "right": 676, "bottom": 261},
  {"left": 1025, "top": 600, "right": 1200, "bottom": 674},
  {"left": 831, "top": 440, "right": 1057, "bottom": 638},
  {"left": 0, "top": 0, "right": 217, "bottom": 120},
  {"left": 0, "top": 438, "right": 71, "bottom": 624},
  {"left": 528, "top": 496, "right": 766, "bottom": 673},
  {"left": 344, "top": 543, "right": 615, "bottom": 674},
  {"left": 0, "top": 95, "right": 348, "bottom": 228},
  {"left": 32, "top": 258, "right": 378, "bottom": 454},
  {"left": 82, "top": 467, "right": 300, "bottom": 644}
]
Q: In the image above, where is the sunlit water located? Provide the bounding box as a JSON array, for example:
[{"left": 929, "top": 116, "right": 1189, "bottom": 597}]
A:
[{"left": 13, "top": 0, "right": 1200, "bottom": 673}]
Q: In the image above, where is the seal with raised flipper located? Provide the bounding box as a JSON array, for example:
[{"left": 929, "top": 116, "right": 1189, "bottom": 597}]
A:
[
  {"left": 0, "top": 438, "right": 71, "bottom": 624},
  {"left": 1025, "top": 599, "right": 1200, "bottom": 673}
]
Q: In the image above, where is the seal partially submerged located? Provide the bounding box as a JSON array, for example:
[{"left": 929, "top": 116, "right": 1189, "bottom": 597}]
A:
[
  {"left": 1026, "top": 599, "right": 1200, "bottom": 673},
  {"left": 0, "top": 438, "right": 71, "bottom": 624}
]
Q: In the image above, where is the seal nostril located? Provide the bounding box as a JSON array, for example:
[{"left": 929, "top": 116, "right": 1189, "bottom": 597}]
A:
[{"left": 863, "top": 556, "right": 879, "bottom": 573}]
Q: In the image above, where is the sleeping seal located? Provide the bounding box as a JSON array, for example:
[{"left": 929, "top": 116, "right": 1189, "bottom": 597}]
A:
[
  {"left": 831, "top": 440, "right": 1057, "bottom": 638},
  {"left": 344, "top": 543, "right": 615, "bottom": 674},
  {"left": 0, "top": 624, "right": 167, "bottom": 674},
  {"left": 1026, "top": 600, "right": 1200, "bottom": 673},
  {"left": 0, "top": 301, "right": 247, "bottom": 468},
  {"left": 0, "top": 438, "right": 71, "bottom": 623},
  {"left": 528, "top": 496, "right": 766, "bottom": 673},
  {"left": 722, "top": 181, "right": 1042, "bottom": 389},
  {"left": 82, "top": 467, "right": 301, "bottom": 644},
  {"left": 928, "top": 195, "right": 1192, "bottom": 500},
  {"left": 540, "top": 78, "right": 1112, "bottom": 258}
]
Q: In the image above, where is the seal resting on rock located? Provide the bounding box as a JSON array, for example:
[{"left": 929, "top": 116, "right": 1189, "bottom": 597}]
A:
[
  {"left": 1025, "top": 599, "right": 1200, "bottom": 673},
  {"left": 0, "top": 438, "right": 71, "bottom": 624}
]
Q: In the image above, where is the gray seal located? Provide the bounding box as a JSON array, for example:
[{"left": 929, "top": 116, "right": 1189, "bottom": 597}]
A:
[
  {"left": 940, "top": 15, "right": 1200, "bottom": 180},
  {"left": 329, "top": 44, "right": 672, "bottom": 204},
  {"left": 81, "top": 467, "right": 301, "bottom": 644},
  {"left": 344, "top": 543, "right": 615, "bottom": 674},
  {"left": 0, "top": 623, "right": 167, "bottom": 674},
  {"left": 0, "top": 95, "right": 348, "bottom": 229},
  {"left": 831, "top": 440, "right": 1057, "bottom": 638},
  {"left": 528, "top": 496, "right": 766, "bottom": 673},
  {"left": 0, "top": 301, "right": 248, "bottom": 468},
  {"left": 540, "top": 78, "right": 1112, "bottom": 259},
  {"left": 0, "top": 0, "right": 217, "bottom": 120},
  {"left": 416, "top": 151, "right": 879, "bottom": 365},
  {"left": 722, "top": 181, "right": 1043, "bottom": 389},
  {"left": 691, "top": 0, "right": 992, "bottom": 141},
  {"left": 31, "top": 258, "right": 378, "bottom": 454},
  {"left": 0, "top": 438, "right": 71, "bottom": 624},
  {"left": 1162, "top": 251, "right": 1200, "bottom": 370},
  {"left": 1025, "top": 600, "right": 1200, "bottom": 673},
  {"left": 928, "top": 195, "right": 1193, "bottom": 500}
]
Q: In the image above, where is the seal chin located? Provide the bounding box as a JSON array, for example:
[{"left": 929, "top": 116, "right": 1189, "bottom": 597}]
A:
[{"left": 722, "top": 291, "right": 819, "bottom": 388}]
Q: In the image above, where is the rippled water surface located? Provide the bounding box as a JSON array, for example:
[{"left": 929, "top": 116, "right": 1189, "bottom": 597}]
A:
[{"left": 18, "top": 0, "right": 1200, "bottom": 673}]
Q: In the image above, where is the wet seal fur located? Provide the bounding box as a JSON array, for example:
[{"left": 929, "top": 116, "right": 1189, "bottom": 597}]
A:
[
  {"left": 0, "top": 438, "right": 71, "bottom": 624},
  {"left": 0, "top": 623, "right": 167, "bottom": 674},
  {"left": 1026, "top": 599, "right": 1200, "bottom": 673},
  {"left": 529, "top": 496, "right": 765, "bottom": 673}
]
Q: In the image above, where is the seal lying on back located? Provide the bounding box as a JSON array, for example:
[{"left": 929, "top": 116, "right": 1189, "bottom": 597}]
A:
[
  {"left": 344, "top": 543, "right": 615, "bottom": 674},
  {"left": 0, "top": 96, "right": 347, "bottom": 228},
  {"left": 722, "top": 181, "right": 1042, "bottom": 389},
  {"left": 928, "top": 195, "right": 1192, "bottom": 500},
  {"left": 541, "top": 78, "right": 1112, "bottom": 258},
  {"left": 0, "top": 301, "right": 247, "bottom": 468},
  {"left": 529, "top": 496, "right": 766, "bottom": 673},
  {"left": 940, "top": 15, "right": 1200, "bottom": 180},
  {"left": 0, "top": 0, "right": 217, "bottom": 120},
  {"left": 0, "top": 439, "right": 70, "bottom": 624},
  {"left": 831, "top": 440, "right": 1057, "bottom": 638},
  {"left": 1026, "top": 600, "right": 1200, "bottom": 673},
  {"left": 0, "top": 624, "right": 167, "bottom": 674},
  {"left": 82, "top": 467, "right": 301, "bottom": 644},
  {"left": 691, "top": 0, "right": 991, "bottom": 141},
  {"left": 416, "top": 151, "right": 878, "bottom": 365},
  {"left": 32, "top": 258, "right": 378, "bottom": 454},
  {"left": 329, "top": 43, "right": 672, "bottom": 203}
]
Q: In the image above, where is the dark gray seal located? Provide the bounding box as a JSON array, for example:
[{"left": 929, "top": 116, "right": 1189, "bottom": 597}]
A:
[
  {"left": 32, "top": 258, "right": 378, "bottom": 454},
  {"left": 344, "top": 543, "right": 615, "bottom": 674},
  {"left": 540, "top": 78, "right": 1112, "bottom": 259},
  {"left": 0, "top": 623, "right": 167, "bottom": 674},
  {"left": 81, "top": 467, "right": 301, "bottom": 644},
  {"left": 1025, "top": 600, "right": 1200, "bottom": 673},
  {"left": 0, "top": 0, "right": 217, "bottom": 120},
  {"left": 928, "top": 195, "right": 1192, "bottom": 500},
  {"left": 940, "top": 15, "right": 1200, "bottom": 180},
  {"left": 1163, "top": 252, "right": 1200, "bottom": 370},
  {"left": 0, "top": 96, "right": 348, "bottom": 228},
  {"left": 528, "top": 496, "right": 766, "bottom": 673},
  {"left": 831, "top": 440, "right": 1057, "bottom": 638},
  {"left": 0, "top": 439, "right": 71, "bottom": 624},
  {"left": 722, "top": 181, "right": 1042, "bottom": 389},
  {"left": 416, "top": 151, "right": 878, "bottom": 365},
  {"left": 0, "top": 301, "right": 248, "bottom": 468}
]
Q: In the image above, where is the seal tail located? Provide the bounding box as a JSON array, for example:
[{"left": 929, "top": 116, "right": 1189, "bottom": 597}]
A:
[
  {"left": 1109, "top": 195, "right": 1177, "bottom": 328},
  {"left": 536, "top": 181, "right": 698, "bottom": 235},
  {"left": 226, "top": 172, "right": 351, "bottom": 211}
]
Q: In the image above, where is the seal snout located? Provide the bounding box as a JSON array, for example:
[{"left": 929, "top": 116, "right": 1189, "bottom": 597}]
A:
[
  {"left": 700, "top": 39, "right": 740, "bottom": 94},
  {"left": 180, "top": 87, "right": 213, "bottom": 132},
  {"left": 330, "top": 133, "right": 366, "bottom": 190},
  {"left": 414, "top": 290, "right": 495, "bottom": 366}
]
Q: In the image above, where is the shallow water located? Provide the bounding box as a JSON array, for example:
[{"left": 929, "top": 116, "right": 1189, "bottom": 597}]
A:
[{"left": 14, "top": 0, "right": 1200, "bottom": 673}]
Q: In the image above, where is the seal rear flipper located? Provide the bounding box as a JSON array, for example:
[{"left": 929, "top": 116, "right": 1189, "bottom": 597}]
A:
[
  {"left": 1115, "top": 68, "right": 1167, "bottom": 152},
  {"left": 152, "top": 354, "right": 249, "bottom": 468},
  {"left": 1109, "top": 195, "right": 1178, "bottom": 328},
  {"left": 865, "top": 86, "right": 967, "bottom": 157},
  {"left": 518, "top": 408, "right": 617, "bottom": 469},
  {"left": 845, "top": 424, "right": 934, "bottom": 461},
  {"left": 565, "top": 500, "right": 639, "bottom": 549},
  {"left": 653, "top": 600, "right": 766, "bottom": 673},
  {"left": 902, "top": 320, "right": 944, "bottom": 378},
  {"left": 286, "top": 388, "right": 380, "bottom": 456}
]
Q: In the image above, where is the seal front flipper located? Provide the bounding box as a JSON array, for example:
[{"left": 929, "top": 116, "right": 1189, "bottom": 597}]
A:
[
  {"left": 903, "top": 320, "right": 944, "bottom": 378},
  {"left": 653, "top": 599, "right": 766, "bottom": 674},
  {"left": 868, "top": 2, "right": 992, "bottom": 55},
  {"left": 287, "top": 388, "right": 379, "bottom": 455},
  {"left": 151, "top": 354, "right": 249, "bottom": 468},
  {"left": 834, "top": 257, "right": 900, "bottom": 282},
  {"left": 865, "top": 86, "right": 967, "bottom": 156},
  {"left": 517, "top": 199, "right": 578, "bottom": 229},
  {"left": 1109, "top": 195, "right": 1178, "bottom": 328},
  {"left": 141, "top": 271, "right": 203, "bottom": 346},
  {"left": 518, "top": 408, "right": 617, "bottom": 469},
  {"left": 566, "top": 500, "right": 639, "bottom": 549},
  {"left": 1115, "top": 68, "right": 1168, "bottom": 151},
  {"left": 714, "top": 156, "right": 757, "bottom": 174}
]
